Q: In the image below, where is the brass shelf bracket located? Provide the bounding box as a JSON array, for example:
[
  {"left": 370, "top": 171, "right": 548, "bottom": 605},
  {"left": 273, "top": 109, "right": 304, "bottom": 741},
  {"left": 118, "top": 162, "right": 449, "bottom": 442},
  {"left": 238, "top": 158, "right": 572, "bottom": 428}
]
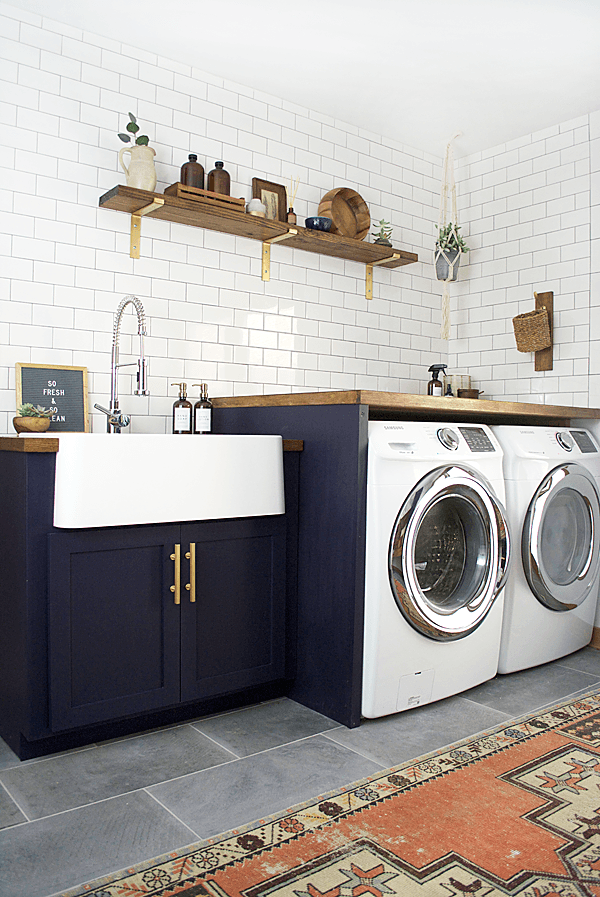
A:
[
  {"left": 366, "top": 253, "right": 401, "bottom": 299},
  {"left": 261, "top": 229, "right": 298, "bottom": 281},
  {"left": 130, "top": 197, "right": 165, "bottom": 259}
]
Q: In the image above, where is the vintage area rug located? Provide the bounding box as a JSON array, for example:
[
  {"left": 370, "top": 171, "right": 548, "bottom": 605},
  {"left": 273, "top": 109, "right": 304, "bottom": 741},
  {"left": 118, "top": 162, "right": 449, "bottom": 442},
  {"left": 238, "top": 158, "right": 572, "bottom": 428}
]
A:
[{"left": 61, "top": 689, "right": 600, "bottom": 897}]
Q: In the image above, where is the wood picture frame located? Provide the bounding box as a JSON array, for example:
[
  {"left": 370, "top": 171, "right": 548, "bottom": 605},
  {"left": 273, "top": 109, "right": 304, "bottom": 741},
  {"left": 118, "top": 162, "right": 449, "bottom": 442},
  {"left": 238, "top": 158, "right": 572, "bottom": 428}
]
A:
[
  {"left": 16, "top": 362, "right": 89, "bottom": 432},
  {"left": 251, "top": 178, "right": 287, "bottom": 222}
]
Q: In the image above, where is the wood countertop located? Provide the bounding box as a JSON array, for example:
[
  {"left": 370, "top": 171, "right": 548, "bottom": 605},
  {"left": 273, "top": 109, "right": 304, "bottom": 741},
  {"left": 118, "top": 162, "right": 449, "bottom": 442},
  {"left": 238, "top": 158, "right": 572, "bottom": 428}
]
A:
[
  {"left": 212, "top": 390, "right": 600, "bottom": 425},
  {"left": 0, "top": 436, "right": 59, "bottom": 452},
  {"left": 0, "top": 436, "right": 303, "bottom": 453}
]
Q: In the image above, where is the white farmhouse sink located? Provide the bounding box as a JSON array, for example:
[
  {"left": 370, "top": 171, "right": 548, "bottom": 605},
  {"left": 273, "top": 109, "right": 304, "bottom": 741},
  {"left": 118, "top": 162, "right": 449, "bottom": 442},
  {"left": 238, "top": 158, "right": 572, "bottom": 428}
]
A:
[{"left": 51, "top": 433, "right": 284, "bottom": 528}]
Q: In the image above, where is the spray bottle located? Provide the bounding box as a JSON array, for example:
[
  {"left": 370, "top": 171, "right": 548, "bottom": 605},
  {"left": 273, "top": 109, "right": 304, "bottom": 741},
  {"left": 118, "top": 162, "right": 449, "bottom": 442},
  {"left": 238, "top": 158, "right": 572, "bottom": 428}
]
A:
[{"left": 427, "top": 364, "right": 447, "bottom": 397}]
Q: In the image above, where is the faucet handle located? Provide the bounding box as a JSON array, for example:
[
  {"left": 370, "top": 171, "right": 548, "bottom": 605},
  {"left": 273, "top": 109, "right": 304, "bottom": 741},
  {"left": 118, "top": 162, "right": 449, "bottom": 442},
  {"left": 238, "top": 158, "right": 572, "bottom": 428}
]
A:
[
  {"left": 135, "top": 357, "right": 150, "bottom": 396},
  {"left": 94, "top": 404, "right": 131, "bottom": 431}
]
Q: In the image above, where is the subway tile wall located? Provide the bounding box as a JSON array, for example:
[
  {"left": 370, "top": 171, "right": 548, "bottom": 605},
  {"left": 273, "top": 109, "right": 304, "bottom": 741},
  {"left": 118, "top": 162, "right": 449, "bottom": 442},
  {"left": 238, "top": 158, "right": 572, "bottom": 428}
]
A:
[
  {"left": 2, "top": 1, "right": 600, "bottom": 434},
  {"left": 0, "top": 1, "right": 445, "bottom": 434},
  {"left": 451, "top": 117, "right": 595, "bottom": 407}
]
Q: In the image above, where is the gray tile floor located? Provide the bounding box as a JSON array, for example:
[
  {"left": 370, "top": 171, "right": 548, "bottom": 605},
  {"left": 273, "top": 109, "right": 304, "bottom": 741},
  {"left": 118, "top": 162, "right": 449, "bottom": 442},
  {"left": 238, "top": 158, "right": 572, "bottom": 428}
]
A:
[{"left": 1, "top": 646, "right": 600, "bottom": 897}]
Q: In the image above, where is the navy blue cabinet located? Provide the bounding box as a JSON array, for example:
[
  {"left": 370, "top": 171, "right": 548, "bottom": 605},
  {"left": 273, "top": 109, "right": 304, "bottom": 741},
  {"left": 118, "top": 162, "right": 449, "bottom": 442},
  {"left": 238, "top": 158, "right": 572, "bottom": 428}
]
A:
[{"left": 48, "top": 516, "right": 287, "bottom": 731}]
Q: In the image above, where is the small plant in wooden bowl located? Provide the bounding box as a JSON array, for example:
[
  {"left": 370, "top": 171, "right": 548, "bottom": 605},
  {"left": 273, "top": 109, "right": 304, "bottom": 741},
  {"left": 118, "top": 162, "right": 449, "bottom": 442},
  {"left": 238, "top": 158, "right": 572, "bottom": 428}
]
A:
[{"left": 13, "top": 403, "right": 53, "bottom": 435}]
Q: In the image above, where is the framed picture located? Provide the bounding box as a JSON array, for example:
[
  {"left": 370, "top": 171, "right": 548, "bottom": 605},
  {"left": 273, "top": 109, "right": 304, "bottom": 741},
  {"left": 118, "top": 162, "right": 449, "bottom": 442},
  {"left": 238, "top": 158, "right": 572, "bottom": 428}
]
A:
[
  {"left": 251, "top": 178, "right": 287, "bottom": 222},
  {"left": 16, "top": 362, "right": 89, "bottom": 432}
]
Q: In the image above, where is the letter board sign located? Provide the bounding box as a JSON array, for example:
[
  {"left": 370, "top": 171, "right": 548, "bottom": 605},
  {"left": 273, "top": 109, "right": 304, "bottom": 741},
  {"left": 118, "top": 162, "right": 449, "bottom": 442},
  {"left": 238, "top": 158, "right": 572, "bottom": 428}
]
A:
[{"left": 16, "top": 363, "right": 89, "bottom": 432}]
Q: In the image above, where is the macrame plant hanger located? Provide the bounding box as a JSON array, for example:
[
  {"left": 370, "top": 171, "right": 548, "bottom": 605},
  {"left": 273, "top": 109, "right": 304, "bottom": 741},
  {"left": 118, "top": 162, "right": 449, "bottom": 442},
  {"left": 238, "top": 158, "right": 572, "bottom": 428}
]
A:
[{"left": 437, "top": 132, "right": 462, "bottom": 340}]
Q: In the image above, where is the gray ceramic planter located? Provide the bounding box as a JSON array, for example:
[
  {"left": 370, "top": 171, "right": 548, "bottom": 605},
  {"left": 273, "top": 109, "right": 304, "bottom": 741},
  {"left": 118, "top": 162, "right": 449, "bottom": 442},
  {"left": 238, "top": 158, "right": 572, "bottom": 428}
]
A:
[{"left": 435, "top": 247, "right": 460, "bottom": 282}]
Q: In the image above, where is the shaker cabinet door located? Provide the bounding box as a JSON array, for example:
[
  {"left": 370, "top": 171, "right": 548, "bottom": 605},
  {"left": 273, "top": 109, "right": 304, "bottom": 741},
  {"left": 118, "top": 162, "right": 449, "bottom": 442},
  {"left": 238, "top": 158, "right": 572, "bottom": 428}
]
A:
[
  {"left": 180, "top": 516, "right": 287, "bottom": 703},
  {"left": 48, "top": 525, "right": 182, "bottom": 731}
]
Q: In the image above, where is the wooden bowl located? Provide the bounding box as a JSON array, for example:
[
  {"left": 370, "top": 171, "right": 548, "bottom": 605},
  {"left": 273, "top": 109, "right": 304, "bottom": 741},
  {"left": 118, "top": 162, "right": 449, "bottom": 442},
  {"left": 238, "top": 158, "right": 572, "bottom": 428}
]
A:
[
  {"left": 13, "top": 415, "right": 51, "bottom": 434},
  {"left": 318, "top": 188, "right": 370, "bottom": 240}
]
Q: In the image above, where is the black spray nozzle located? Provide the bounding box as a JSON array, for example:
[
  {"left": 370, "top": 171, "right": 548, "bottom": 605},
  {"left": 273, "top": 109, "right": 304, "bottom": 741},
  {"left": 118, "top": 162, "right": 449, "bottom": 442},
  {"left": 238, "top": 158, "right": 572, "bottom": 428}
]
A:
[{"left": 428, "top": 364, "right": 447, "bottom": 376}]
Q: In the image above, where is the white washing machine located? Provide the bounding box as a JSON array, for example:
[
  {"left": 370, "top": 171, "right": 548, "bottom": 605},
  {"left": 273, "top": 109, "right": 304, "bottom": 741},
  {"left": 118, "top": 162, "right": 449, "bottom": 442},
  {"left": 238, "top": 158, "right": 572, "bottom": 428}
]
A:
[
  {"left": 490, "top": 425, "right": 600, "bottom": 674},
  {"left": 362, "top": 421, "right": 511, "bottom": 719}
]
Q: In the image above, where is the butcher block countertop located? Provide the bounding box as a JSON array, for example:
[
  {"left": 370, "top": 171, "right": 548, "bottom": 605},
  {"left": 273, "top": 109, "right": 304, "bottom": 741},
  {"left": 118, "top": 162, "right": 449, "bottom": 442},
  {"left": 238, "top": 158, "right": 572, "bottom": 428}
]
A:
[{"left": 212, "top": 390, "right": 600, "bottom": 426}]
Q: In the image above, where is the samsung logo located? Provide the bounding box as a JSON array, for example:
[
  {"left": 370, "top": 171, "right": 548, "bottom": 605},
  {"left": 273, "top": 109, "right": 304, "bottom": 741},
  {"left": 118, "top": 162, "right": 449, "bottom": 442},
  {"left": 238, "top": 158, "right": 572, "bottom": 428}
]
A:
[{"left": 383, "top": 425, "right": 405, "bottom": 430}]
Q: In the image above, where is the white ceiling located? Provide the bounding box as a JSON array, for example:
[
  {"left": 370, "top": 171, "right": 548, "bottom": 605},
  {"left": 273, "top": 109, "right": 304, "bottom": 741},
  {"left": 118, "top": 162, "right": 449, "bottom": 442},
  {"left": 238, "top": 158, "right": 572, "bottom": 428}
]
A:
[{"left": 7, "top": 0, "right": 600, "bottom": 158}]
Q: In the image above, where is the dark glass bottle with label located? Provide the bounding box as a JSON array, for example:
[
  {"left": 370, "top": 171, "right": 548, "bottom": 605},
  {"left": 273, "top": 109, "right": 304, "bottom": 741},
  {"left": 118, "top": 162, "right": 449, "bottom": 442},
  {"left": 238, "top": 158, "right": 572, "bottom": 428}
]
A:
[
  {"left": 171, "top": 382, "right": 192, "bottom": 434},
  {"left": 207, "top": 161, "right": 230, "bottom": 195},
  {"left": 192, "top": 383, "right": 212, "bottom": 434},
  {"left": 180, "top": 154, "right": 204, "bottom": 189}
]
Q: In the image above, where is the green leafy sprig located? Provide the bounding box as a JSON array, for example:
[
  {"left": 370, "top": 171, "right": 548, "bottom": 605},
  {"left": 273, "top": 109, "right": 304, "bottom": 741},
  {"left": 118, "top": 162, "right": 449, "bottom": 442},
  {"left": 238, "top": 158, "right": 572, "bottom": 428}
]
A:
[
  {"left": 117, "top": 112, "right": 150, "bottom": 146},
  {"left": 435, "top": 222, "right": 469, "bottom": 253}
]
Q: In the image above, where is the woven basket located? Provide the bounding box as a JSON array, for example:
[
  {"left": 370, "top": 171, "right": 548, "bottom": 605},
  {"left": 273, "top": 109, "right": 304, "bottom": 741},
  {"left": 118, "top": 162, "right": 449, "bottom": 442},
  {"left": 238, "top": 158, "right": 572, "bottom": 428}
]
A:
[{"left": 512, "top": 308, "right": 551, "bottom": 353}]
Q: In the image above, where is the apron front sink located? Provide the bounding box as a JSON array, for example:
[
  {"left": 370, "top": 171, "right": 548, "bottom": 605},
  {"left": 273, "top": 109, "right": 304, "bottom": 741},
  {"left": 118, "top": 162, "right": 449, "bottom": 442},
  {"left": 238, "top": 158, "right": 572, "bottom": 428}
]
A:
[{"left": 51, "top": 433, "right": 284, "bottom": 528}]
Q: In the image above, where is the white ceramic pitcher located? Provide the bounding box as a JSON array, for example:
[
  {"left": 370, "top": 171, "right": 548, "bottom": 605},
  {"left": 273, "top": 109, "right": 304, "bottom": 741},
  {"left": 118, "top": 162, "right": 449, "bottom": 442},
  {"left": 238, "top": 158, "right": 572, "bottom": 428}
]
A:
[{"left": 118, "top": 144, "right": 157, "bottom": 191}]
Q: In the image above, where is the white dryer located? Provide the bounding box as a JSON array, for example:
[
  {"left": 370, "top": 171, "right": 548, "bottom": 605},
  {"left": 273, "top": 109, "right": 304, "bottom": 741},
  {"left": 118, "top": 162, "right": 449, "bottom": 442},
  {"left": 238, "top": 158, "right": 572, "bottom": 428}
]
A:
[
  {"left": 491, "top": 425, "right": 600, "bottom": 674},
  {"left": 362, "top": 421, "right": 511, "bottom": 719}
]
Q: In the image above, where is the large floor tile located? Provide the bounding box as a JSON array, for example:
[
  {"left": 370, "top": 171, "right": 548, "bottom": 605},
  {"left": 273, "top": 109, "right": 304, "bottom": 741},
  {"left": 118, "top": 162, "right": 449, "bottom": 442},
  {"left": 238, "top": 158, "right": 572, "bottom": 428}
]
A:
[
  {"left": 554, "top": 645, "right": 600, "bottom": 676},
  {"left": 149, "top": 734, "right": 380, "bottom": 840},
  {"left": 0, "top": 724, "right": 235, "bottom": 820},
  {"left": 192, "top": 697, "right": 339, "bottom": 756},
  {"left": 0, "top": 791, "right": 195, "bottom": 897},
  {"left": 0, "top": 739, "right": 20, "bottom": 772},
  {"left": 324, "top": 695, "right": 510, "bottom": 768},
  {"left": 461, "top": 663, "right": 600, "bottom": 716},
  {"left": 0, "top": 784, "right": 26, "bottom": 830}
]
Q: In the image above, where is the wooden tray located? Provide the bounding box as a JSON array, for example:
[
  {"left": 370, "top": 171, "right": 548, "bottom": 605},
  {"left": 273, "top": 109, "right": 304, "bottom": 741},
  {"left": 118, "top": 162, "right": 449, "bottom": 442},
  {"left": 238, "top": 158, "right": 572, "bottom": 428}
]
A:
[{"left": 164, "top": 182, "right": 245, "bottom": 209}]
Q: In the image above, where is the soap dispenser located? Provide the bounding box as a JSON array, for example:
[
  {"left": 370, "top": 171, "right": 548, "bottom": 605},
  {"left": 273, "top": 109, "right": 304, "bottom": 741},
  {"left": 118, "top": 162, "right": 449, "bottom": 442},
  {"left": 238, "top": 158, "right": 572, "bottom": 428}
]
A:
[
  {"left": 171, "top": 383, "right": 192, "bottom": 434},
  {"left": 192, "top": 383, "right": 212, "bottom": 434},
  {"left": 427, "top": 364, "right": 447, "bottom": 396}
]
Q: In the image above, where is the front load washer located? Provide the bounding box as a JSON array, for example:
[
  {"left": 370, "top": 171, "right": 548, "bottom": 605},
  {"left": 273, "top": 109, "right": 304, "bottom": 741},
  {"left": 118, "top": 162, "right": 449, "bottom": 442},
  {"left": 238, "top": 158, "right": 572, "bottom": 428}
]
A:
[
  {"left": 362, "top": 421, "right": 510, "bottom": 719},
  {"left": 491, "top": 425, "right": 600, "bottom": 674}
]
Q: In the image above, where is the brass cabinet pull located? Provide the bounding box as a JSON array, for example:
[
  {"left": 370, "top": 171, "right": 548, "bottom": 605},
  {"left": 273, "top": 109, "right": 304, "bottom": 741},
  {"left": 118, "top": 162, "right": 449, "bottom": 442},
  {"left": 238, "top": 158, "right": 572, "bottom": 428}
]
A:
[
  {"left": 185, "top": 542, "right": 196, "bottom": 602},
  {"left": 170, "top": 543, "right": 181, "bottom": 605}
]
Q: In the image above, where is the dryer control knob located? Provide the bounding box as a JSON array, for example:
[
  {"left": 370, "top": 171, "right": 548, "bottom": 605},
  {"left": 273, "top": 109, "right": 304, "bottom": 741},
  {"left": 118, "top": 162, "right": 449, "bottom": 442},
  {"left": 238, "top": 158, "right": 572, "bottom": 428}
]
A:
[
  {"left": 556, "top": 431, "right": 574, "bottom": 451},
  {"left": 437, "top": 427, "right": 459, "bottom": 450}
]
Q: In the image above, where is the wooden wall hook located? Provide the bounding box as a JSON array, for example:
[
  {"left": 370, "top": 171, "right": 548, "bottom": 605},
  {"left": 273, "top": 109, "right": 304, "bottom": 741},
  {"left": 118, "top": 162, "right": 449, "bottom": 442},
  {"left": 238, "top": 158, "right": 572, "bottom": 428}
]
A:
[{"left": 533, "top": 290, "right": 553, "bottom": 371}]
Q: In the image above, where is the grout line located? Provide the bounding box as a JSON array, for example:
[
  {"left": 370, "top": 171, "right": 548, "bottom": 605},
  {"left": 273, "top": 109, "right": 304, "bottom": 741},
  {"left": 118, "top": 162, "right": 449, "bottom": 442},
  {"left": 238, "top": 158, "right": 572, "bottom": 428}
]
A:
[
  {"left": 144, "top": 790, "right": 203, "bottom": 841},
  {"left": 0, "top": 779, "right": 31, "bottom": 824},
  {"left": 187, "top": 725, "right": 242, "bottom": 760}
]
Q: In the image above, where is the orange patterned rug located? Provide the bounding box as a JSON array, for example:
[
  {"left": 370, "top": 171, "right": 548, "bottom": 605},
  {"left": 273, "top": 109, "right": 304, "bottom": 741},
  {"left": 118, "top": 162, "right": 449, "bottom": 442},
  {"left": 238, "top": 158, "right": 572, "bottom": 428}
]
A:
[{"left": 62, "top": 690, "right": 600, "bottom": 897}]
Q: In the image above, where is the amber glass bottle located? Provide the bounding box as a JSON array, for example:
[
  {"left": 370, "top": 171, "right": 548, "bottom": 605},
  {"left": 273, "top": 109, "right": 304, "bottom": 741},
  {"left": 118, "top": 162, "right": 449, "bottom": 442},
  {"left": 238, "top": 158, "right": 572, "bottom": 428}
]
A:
[
  {"left": 207, "top": 161, "right": 230, "bottom": 195},
  {"left": 171, "top": 382, "right": 192, "bottom": 434},
  {"left": 180, "top": 154, "right": 204, "bottom": 189},
  {"left": 192, "top": 383, "right": 212, "bottom": 434}
]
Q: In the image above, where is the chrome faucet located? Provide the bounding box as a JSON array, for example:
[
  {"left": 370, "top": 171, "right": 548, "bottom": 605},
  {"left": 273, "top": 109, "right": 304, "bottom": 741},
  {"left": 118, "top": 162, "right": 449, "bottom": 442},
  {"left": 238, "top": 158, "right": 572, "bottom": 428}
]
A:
[{"left": 94, "top": 295, "right": 150, "bottom": 433}]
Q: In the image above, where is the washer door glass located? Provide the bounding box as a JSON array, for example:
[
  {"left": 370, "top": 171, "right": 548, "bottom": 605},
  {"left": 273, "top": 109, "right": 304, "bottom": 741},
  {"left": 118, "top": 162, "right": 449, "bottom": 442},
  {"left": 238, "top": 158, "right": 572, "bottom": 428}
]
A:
[
  {"left": 522, "top": 463, "right": 600, "bottom": 611},
  {"left": 389, "top": 465, "right": 510, "bottom": 641}
]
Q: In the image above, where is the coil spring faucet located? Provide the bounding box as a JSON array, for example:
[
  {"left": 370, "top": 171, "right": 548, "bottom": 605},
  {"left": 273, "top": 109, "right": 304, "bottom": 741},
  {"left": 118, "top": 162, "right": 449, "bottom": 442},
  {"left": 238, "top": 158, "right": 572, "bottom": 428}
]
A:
[{"left": 94, "top": 295, "right": 150, "bottom": 433}]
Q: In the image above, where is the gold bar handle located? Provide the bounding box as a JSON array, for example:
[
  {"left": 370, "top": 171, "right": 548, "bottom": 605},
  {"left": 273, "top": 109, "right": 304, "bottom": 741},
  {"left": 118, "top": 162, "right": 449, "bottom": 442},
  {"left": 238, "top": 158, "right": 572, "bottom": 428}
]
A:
[
  {"left": 170, "top": 543, "right": 181, "bottom": 605},
  {"left": 185, "top": 542, "right": 196, "bottom": 603}
]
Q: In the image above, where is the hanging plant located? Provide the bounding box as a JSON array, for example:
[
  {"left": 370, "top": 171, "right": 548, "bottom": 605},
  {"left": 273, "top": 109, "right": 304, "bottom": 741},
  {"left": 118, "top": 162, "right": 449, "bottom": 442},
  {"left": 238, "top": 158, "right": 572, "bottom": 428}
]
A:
[
  {"left": 436, "top": 133, "right": 467, "bottom": 337},
  {"left": 434, "top": 221, "right": 469, "bottom": 283},
  {"left": 435, "top": 222, "right": 469, "bottom": 254}
]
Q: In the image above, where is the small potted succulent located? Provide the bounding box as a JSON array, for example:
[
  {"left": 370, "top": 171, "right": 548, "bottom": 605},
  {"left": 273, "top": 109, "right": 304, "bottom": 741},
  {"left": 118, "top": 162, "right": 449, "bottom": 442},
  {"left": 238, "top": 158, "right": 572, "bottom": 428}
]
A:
[
  {"left": 372, "top": 219, "right": 393, "bottom": 246},
  {"left": 117, "top": 112, "right": 156, "bottom": 192},
  {"left": 13, "top": 403, "right": 53, "bottom": 435},
  {"left": 434, "top": 222, "right": 469, "bottom": 282}
]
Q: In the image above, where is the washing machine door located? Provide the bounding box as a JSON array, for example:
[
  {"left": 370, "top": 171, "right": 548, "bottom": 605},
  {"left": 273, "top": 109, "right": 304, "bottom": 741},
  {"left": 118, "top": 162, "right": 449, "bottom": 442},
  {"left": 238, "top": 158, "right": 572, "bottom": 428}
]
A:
[
  {"left": 389, "top": 465, "right": 510, "bottom": 641},
  {"left": 522, "top": 463, "right": 600, "bottom": 611}
]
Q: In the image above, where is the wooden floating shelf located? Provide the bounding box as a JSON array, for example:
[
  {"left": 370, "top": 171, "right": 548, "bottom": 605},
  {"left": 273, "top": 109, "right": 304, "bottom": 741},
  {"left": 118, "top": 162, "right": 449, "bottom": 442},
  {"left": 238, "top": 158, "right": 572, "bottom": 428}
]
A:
[{"left": 99, "top": 185, "right": 418, "bottom": 295}]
